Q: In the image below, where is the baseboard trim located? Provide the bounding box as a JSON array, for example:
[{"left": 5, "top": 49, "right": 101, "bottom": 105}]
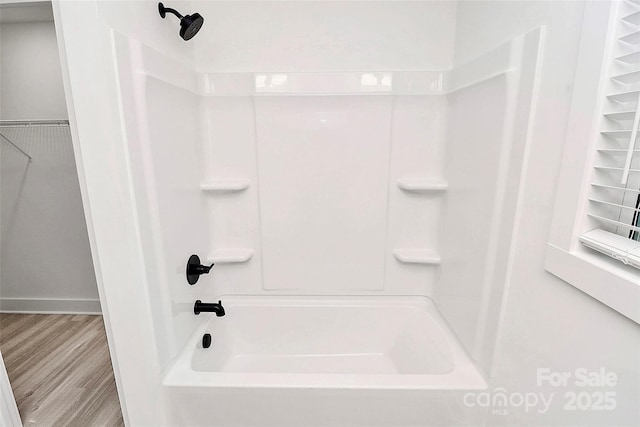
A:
[{"left": 0, "top": 298, "right": 102, "bottom": 314}]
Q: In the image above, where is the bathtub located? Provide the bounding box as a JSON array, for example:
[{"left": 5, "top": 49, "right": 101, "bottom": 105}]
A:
[{"left": 163, "top": 296, "right": 486, "bottom": 390}]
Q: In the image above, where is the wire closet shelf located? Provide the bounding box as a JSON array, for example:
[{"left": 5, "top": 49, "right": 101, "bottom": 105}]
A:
[{"left": 0, "top": 120, "right": 71, "bottom": 162}]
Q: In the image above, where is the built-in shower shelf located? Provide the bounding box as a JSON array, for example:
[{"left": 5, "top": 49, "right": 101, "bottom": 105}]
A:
[
  {"left": 619, "top": 30, "right": 640, "bottom": 47},
  {"left": 607, "top": 90, "right": 640, "bottom": 102},
  {"left": 397, "top": 178, "right": 448, "bottom": 193},
  {"left": 207, "top": 249, "right": 254, "bottom": 264},
  {"left": 604, "top": 111, "right": 636, "bottom": 121},
  {"left": 615, "top": 51, "right": 640, "bottom": 64},
  {"left": 200, "top": 179, "right": 250, "bottom": 192},
  {"left": 601, "top": 129, "right": 633, "bottom": 139},
  {"left": 393, "top": 249, "right": 441, "bottom": 265},
  {"left": 622, "top": 10, "right": 640, "bottom": 26},
  {"left": 597, "top": 149, "right": 640, "bottom": 156},
  {"left": 611, "top": 69, "right": 640, "bottom": 84}
]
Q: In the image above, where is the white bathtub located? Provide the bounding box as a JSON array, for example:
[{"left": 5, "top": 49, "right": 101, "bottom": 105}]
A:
[{"left": 163, "top": 296, "right": 486, "bottom": 390}]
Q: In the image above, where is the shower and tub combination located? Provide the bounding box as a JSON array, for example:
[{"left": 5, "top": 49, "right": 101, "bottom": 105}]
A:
[{"left": 54, "top": 1, "right": 548, "bottom": 425}]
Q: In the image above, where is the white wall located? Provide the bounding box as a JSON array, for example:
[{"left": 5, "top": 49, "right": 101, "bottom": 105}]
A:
[
  {"left": 195, "top": 1, "right": 456, "bottom": 72},
  {"left": 452, "top": 1, "right": 640, "bottom": 425},
  {"left": 0, "top": 21, "right": 67, "bottom": 120},
  {"left": 0, "top": 125, "right": 99, "bottom": 313},
  {"left": 0, "top": 9, "right": 98, "bottom": 313}
]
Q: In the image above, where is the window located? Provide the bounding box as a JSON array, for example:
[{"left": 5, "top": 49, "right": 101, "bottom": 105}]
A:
[
  {"left": 546, "top": 0, "right": 640, "bottom": 323},
  {"left": 581, "top": 2, "right": 640, "bottom": 269}
]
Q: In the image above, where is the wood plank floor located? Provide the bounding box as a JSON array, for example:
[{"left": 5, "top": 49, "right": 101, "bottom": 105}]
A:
[{"left": 0, "top": 314, "right": 123, "bottom": 426}]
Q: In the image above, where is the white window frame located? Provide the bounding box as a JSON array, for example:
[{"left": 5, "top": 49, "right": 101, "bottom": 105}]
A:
[{"left": 546, "top": 0, "right": 640, "bottom": 324}]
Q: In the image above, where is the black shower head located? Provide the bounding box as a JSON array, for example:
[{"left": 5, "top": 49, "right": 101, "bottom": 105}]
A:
[{"left": 158, "top": 2, "right": 204, "bottom": 41}]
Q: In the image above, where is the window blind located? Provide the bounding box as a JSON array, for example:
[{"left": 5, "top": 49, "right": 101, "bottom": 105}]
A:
[{"left": 581, "top": 0, "right": 640, "bottom": 269}]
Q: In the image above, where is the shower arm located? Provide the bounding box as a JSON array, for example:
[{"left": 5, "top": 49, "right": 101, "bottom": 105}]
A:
[{"left": 158, "top": 4, "right": 183, "bottom": 20}]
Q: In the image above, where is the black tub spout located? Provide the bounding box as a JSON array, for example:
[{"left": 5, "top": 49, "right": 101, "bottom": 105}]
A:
[{"left": 194, "top": 300, "right": 225, "bottom": 316}]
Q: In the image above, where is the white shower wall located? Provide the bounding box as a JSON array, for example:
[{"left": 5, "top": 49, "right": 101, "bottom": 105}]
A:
[
  {"left": 193, "top": 1, "right": 457, "bottom": 72},
  {"left": 203, "top": 93, "right": 448, "bottom": 296},
  {"left": 106, "top": 0, "right": 545, "bottom": 377},
  {"left": 438, "top": 31, "right": 545, "bottom": 374},
  {"left": 108, "top": 1, "right": 459, "bottom": 368},
  {"left": 196, "top": 0, "right": 456, "bottom": 297}
]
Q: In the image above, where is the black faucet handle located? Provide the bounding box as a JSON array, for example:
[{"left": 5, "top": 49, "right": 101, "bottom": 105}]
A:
[
  {"left": 191, "top": 263, "right": 213, "bottom": 274},
  {"left": 186, "top": 254, "right": 214, "bottom": 285}
]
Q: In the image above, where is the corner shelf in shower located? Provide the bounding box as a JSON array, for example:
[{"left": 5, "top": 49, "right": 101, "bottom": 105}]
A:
[
  {"left": 614, "top": 50, "right": 640, "bottom": 64},
  {"left": 610, "top": 70, "right": 640, "bottom": 84},
  {"left": 600, "top": 130, "right": 633, "bottom": 139},
  {"left": 607, "top": 89, "right": 640, "bottom": 103},
  {"left": 619, "top": 30, "right": 640, "bottom": 46},
  {"left": 200, "top": 179, "right": 250, "bottom": 193},
  {"left": 393, "top": 249, "right": 441, "bottom": 265},
  {"left": 207, "top": 249, "right": 254, "bottom": 264},
  {"left": 396, "top": 178, "right": 448, "bottom": 193},
  {"left": 604, "top": 110, "right": 637, "bottom": 120}
]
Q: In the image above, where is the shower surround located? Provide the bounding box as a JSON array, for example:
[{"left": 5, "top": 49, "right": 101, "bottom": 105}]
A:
[{"left": 54, "top": 1, "right": 546, "bottom": 425}]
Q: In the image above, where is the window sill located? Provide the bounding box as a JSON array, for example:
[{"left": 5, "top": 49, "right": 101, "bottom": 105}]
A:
[
  {"left": 545, "top": 244, "right": 640, "bottom": 323},
  {"left": 579, "top": 230, "right": 640, "bottom": 269}
]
